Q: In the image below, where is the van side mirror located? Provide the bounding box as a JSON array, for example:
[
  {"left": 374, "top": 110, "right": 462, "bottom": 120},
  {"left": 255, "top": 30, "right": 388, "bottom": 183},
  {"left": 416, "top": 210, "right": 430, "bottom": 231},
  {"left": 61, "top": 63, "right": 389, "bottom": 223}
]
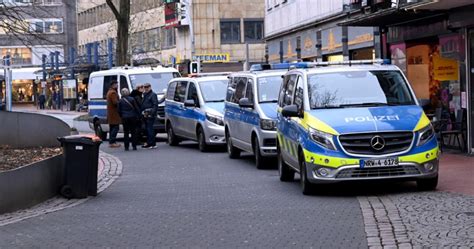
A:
[
  {"left": 281, "top": 105, "right": 300, "bottom": 118},
  {"left": 184, "top": 99, "right": 196, "bottom": 107},
  {"left": 238, "top": 98, "right": 254, "bottom": 108}
]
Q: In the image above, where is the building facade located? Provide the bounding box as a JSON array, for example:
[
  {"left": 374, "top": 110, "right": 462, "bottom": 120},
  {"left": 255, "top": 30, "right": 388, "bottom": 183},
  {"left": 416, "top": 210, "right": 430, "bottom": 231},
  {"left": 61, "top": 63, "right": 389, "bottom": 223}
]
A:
[
  {"left": 76, "top": 0, "right": 266, "bottom": 73},
  {"left": 341, "top": 0, "right": 474, "bottom": 154},
  {"left": 0, "top": 0, "right": 77, "bottom": 103},
  {"left": 264, "top": 0, "right": 378, "bottom": 63}
]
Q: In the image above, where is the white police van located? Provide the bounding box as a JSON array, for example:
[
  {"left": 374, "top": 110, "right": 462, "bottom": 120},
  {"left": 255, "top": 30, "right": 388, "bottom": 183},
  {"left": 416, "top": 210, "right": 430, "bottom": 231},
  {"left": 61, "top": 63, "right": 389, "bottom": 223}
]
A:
[
  {"left": 165, "top": 73, "right": 229, "bottom": 152},
  {"left": 224, "top": 66, "right": 287, "bottom": 169},
  {"left": 88, "top": 66, "right": 180, "bottom": 139}
]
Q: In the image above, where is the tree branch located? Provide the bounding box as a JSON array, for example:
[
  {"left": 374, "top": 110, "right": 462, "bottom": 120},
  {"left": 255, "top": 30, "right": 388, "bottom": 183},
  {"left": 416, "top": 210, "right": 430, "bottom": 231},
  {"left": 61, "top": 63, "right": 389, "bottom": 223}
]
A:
[{"left": 105, "top": 0, "right": 121, "bottom": 21}]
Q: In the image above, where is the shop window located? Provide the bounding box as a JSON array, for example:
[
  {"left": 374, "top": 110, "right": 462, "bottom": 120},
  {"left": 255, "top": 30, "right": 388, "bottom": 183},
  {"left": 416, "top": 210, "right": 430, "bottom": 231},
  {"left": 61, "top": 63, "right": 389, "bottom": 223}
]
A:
[
  {"left": 1, "top": 47, "right": 32, "bottom": 65},
  {"left": 221, "top": 20, "right": 241, "bottom": 44},
  {"left": 244, "top": 20, "right": 264, "bottom": 43}
]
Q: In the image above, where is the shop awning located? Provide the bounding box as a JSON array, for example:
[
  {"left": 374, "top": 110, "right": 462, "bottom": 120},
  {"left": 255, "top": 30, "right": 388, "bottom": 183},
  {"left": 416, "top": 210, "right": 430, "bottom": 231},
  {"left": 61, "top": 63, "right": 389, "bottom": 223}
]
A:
[{"left": 339, "top": 8, "right": 444, "bottom": 27}]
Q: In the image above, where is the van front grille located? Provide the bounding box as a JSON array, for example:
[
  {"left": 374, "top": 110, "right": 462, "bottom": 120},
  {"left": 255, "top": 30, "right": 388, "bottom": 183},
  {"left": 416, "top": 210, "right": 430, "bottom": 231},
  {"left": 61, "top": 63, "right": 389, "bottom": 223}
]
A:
[{"left": 338, "top": 131, "right": 413, "bottom": 156}]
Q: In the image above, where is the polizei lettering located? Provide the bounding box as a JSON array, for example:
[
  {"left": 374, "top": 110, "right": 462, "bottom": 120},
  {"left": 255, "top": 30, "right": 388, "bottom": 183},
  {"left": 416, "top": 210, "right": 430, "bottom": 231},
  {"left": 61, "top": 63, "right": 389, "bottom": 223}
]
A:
[{"left": 344, "top": 115, "right": 400, "bottom": 123}]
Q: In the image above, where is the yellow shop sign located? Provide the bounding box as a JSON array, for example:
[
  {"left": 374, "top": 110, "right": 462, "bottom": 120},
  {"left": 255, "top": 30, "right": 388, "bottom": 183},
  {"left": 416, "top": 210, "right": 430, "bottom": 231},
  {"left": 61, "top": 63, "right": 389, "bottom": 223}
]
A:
[{"left": 192, "top": 53, "right": 230, "bottom": 63}]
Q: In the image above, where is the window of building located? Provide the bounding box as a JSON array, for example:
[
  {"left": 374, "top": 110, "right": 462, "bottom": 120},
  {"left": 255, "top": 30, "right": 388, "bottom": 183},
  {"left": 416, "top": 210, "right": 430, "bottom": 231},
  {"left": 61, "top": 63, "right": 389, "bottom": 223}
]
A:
[
  {"left": 162, "top": 28, "right": 175, "bottom": 49},
  {"left": 29, "top": 19, "right": 63, "bottom": 33},
  {"left": 146, "top": 28, "right": 160, "bottom": 51},
  {"left": 33, "top": 0, "right": 61, "bottom": 5},
  {"left": 1, "top": 47, "right": 32, "bottom": 65},
  {"left": 220, "top": 20, "right": 241, "bottom": 44},
  {"left": 244, "top": 20, "right": 263, "bottom": 43}
]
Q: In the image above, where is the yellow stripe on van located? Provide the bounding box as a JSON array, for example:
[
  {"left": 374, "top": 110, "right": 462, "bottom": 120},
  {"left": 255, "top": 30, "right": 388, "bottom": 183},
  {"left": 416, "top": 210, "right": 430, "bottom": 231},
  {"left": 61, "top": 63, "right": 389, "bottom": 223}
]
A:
[
  {"left": 300, "top": 112, "right": 339, "bottom": 135},
  {"left": 399, "top": 147, "right": 439, "bottom": 164},
  {"left": 413, "top": 112, "right": 431, "bottom": 131}
]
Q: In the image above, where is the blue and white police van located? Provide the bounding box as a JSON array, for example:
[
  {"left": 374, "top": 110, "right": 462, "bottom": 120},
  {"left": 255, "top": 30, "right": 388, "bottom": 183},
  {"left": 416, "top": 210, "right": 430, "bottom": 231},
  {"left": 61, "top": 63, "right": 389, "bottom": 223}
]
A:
[
  {"left": 88, "top": 66, "right": 180, "bottom": 139},
  {"left": 224, "top": 67, "right": 287, "bottom": 169},
  {"left": 275, "top": 60, "right": 439, "bottom": 195},
  {"left": 165, "top": 73, "right": 229, "bottom": 152}
]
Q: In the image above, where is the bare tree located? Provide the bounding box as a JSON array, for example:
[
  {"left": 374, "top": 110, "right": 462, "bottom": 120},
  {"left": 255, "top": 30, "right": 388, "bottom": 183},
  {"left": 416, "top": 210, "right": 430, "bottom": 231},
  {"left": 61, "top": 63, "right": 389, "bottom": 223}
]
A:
[{"left": 105, "top": 0, "right": 130, "bottom": 66}]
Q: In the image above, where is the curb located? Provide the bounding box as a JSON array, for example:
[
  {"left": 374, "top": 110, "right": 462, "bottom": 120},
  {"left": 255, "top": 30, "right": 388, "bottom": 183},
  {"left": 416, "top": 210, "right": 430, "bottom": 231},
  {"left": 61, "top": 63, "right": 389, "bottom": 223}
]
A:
[{"left": 0, "top": 151, "right": 122, "bottom": 227}]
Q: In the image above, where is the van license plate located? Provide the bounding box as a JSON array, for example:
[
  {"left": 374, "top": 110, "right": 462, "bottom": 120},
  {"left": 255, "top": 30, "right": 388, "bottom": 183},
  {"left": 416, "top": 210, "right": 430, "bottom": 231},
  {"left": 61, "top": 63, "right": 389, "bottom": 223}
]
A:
[{"left": 360, "top": 158, "right": 399, "bottom": 168}]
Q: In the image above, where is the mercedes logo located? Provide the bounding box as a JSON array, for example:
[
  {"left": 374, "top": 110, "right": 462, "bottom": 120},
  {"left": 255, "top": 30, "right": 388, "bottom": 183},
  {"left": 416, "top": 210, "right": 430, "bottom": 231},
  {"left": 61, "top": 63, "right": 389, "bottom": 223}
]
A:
[{"left": 370, "top": 135, "right": 385, "bottom": 151}]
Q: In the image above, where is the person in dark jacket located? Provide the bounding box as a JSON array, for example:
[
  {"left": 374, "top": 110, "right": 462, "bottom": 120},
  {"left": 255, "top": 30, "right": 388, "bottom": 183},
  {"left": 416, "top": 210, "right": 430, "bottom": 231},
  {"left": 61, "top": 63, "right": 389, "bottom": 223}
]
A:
[
  {"left": 38, "top": 93, "right": 46, "bottom": 110},
  {"left": 130, "top": 84, "right": 144, "bottom": 108},
  {"left": 141, "top": 82, "right": 158, "bottom": 149},
  {"left": 118, "top": 88, "right": 140, "bottom": 151}
]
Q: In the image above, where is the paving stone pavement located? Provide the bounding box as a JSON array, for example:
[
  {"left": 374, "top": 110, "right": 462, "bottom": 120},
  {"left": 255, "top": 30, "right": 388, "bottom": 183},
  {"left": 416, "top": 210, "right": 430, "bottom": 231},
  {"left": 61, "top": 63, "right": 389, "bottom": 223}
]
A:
[
  {"left": 0, "top": 143, "right": 368, "bottom": 248},
  {"left": 359, "top": 192, "right": 474, "bottom": 248},
  {"left": 0, "top": 151, "right": 122, "bottom": 227}
]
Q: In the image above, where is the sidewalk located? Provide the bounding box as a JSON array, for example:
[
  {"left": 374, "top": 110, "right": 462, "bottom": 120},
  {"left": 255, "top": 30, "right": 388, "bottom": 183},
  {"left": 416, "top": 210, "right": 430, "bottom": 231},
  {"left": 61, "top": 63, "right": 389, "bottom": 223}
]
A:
[
  {"left": 12, "top": 104, "right": 87, "bottom": 129},
  {"left": 438, "top": 152, "right": 474, "bottom": 196}
]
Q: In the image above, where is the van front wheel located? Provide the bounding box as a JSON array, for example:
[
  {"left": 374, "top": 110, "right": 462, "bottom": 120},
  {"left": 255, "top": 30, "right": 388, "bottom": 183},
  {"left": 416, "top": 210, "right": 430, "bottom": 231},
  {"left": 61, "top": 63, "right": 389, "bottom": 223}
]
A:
[{"left": 417, "top": 176, "right": 438, "bottom": 191}]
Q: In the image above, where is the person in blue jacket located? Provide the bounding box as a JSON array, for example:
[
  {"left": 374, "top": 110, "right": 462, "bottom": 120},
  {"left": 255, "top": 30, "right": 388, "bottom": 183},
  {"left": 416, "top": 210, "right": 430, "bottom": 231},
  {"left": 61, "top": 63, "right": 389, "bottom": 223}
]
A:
[{"left": 118, "top": 88, "right": 141, "bottom": 151}]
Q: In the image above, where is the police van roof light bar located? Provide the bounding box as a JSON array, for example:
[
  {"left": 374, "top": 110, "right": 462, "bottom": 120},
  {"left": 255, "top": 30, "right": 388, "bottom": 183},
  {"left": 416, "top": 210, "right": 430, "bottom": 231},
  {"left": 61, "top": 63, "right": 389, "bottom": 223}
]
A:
[
  {"left": 188, "top": 72, "right": 232, "bottom": 78},
  {"left": 308, "top": 59, "right": 391, "bottom": 67}
]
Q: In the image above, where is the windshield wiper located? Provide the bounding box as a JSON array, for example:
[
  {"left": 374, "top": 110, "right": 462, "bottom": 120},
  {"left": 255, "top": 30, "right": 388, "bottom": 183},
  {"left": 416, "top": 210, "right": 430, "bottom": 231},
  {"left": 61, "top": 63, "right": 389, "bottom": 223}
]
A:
[
  {"left": 259, "top": 100, "right": 278, "bottom": 103},
  {"left": 206, "top": 100, "right": 225, "bottom": 103},
  {"left": 339, "top": 102, "right": 397, "bottom": 107},
  {"left": 312, "top": 104, "right": 345, "bottom": 109}
]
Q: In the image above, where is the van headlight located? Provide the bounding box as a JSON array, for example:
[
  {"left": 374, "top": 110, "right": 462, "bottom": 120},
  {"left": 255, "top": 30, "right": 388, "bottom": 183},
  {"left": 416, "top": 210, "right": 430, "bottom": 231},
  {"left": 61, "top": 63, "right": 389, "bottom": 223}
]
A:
[
  {"left": 206, "top": 113, "right": 224, "bottom": 126},
  {"left": 260, "top": 119, "right": 276, "bottom": 131},
  {"left": 309, "top": 127, "right": 336, "bottom": 150},
  {"left": 417, "top": 124, "right": 435, "bottom": 146}
]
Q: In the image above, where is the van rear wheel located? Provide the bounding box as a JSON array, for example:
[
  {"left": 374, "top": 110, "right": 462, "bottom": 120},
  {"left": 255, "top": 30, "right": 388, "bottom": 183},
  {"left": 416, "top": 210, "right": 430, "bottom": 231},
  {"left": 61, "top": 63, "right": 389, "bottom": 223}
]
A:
[{"left": 278, "top": 147, "right": 294, "bottom": 182}]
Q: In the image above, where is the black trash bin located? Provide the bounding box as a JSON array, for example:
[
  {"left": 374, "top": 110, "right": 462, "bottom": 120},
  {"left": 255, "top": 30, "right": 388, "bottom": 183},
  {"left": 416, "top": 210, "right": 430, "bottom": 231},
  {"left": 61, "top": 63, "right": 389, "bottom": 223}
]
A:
[{"left": 58, "top": 135, "right": 102, "bottom": 198}]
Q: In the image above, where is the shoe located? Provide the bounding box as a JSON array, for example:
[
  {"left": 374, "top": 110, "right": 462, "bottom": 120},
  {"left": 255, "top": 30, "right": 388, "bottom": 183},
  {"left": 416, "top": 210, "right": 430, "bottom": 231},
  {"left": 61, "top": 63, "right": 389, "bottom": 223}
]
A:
[
  {"left": 109, "top": 143, "right": 121, "bottom": 148},
  {"left": 142, "top": 145, "right": 151, "bottom": 149},
  {"left": 133, "top": 147, "right": 137, "bottom": 151},
  {"left": 150, "top": 145, "right": 157, "bottom": 149},
  {"left": 125, "top": 148, "right": 129, "bottom": 151}
]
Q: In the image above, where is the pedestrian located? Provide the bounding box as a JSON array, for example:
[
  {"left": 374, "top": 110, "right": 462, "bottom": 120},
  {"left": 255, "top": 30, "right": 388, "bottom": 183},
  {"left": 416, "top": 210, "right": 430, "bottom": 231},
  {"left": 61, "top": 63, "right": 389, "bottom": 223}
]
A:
[
  {"left": 38, "top": 93, "right": 46, "bottom": 109},
  {"left": 130, "top": 84, "right": 145, "bottom": 139},
  {"left": 130, "top": 84, "right": 144, "bottom": 107},
  {"left": 52, "top": 90, "right": 58, "bottom": 109},
  {"left": 141, "top": 82, "right": 158, "bottom": 149},
  {"left": 118, "top": 88, "right": 141, "bottom": 151},
  {"left": 106, "top": 81, "right": 121, "bottom": 148}
]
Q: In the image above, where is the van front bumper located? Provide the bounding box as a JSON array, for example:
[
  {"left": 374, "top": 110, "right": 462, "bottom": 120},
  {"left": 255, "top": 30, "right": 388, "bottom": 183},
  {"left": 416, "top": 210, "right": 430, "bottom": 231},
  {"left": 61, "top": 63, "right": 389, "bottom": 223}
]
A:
[
  {"left": 202, "top": 121, "right": 225, "bottom": 145},
  {"left": 304, "top": 159, "right": 439, "bottom": 184}
]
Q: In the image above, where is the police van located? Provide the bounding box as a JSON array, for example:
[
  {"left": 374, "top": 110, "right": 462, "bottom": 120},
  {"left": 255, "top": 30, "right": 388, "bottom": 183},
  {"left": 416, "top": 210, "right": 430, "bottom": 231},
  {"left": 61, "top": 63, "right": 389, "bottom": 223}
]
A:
[
  {"left": 224, "top": 67, "right": 287, "bottom": 169},
  {"left": 276, "top": 60, "right": 439, "bottom": 195},
  {"left": 88, "top": 66, "right": 180, "bottom": 139},
  {"left": 165, "top": 73, "right": 229, "bottom": 152}
]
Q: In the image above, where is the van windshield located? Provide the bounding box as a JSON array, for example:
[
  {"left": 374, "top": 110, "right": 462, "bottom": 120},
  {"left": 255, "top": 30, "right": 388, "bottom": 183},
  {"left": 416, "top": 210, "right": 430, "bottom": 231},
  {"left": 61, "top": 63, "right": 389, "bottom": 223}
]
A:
[
  {"left": 307, "top": 70, "right": 416, "bottom": 109},
  {"left": 130, "top": 72, "right": 180, "bottom": 94},
  {"left": 199, "top": 80, "right": 228, "bottom": 102},
  {"left": 257, "top": 75, "right": 282, "bottom": 103}
]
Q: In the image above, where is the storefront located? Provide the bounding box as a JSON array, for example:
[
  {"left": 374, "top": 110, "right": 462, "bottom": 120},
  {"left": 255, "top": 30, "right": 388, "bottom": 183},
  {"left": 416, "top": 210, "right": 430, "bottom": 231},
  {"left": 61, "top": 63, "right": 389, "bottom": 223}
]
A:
[
  {"left": 267, "top": 26, "right": 375, "bottom": 63},
  {"left": 388, "top": 18, "right": 470, "bottom": 152}
]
